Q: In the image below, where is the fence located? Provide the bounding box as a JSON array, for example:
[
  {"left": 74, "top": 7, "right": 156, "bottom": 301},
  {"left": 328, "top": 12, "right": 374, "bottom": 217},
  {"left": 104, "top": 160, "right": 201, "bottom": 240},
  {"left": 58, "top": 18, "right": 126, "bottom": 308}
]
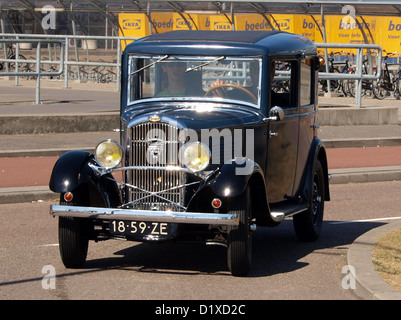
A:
[
  {"left": 316, "top": 43, "right": 382, "bottom": 107},
  {"left": 0, "top": 38, "right": 64, "bottom": 104},
  {"left": 0, "top": 34, "right": 138, "bottom": 104},
  {"left": 1, "top": 34, "right": 382, "bottom": 107}
]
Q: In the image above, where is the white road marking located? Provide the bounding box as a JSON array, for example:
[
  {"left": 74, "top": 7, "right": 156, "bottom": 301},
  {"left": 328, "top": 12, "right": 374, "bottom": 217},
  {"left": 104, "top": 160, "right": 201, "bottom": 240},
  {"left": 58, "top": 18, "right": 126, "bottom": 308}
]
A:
[{"left": 329, "top": 216, "right": 401, "bottom": 225}]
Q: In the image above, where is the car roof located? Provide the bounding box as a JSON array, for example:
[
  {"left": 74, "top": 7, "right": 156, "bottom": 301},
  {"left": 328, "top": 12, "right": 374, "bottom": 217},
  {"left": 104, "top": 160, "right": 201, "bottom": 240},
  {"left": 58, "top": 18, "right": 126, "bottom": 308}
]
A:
[
  {"left": 124, "top": 30, "right": 317, "bottom": 57},
  {"left": 142, "top": 30, "right": 280, "bottom": 44}
]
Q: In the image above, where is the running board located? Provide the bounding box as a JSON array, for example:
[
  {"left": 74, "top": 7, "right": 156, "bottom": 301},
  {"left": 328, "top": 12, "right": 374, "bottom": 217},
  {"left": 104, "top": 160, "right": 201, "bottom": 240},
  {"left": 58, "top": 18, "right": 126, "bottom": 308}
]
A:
[{"left": 270, "top": 202, "right": 308, "bottom": 222}]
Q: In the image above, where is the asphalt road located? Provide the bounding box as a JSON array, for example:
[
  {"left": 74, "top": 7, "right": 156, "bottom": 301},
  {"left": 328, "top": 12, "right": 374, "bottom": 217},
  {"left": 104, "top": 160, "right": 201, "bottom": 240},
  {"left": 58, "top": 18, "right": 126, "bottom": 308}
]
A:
[{"left": 1, "top": 180, "right": 401, "bottom": 301}]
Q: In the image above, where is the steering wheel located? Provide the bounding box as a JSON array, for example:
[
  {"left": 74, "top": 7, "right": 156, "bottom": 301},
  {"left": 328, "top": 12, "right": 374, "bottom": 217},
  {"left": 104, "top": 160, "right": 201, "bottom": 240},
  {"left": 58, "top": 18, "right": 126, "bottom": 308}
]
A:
[{"left": 205, "top": 84, "right": 257, "bottom": 104}]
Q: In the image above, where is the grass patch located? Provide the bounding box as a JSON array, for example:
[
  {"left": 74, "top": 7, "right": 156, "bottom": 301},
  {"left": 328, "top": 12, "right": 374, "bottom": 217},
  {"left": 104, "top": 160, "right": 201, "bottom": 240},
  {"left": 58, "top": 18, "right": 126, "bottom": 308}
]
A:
[{"left": 372, "top": 228, "right": 401, "bottom": 292}]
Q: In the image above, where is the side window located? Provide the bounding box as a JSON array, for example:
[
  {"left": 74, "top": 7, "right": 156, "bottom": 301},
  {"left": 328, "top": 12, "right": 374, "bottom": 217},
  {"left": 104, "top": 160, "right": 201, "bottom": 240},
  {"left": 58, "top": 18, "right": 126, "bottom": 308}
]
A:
[
  {"left": 300, "top": 59, "right": 313, "bottom": 106},
  {"left": 271, "top": 60, "right": 293, "bottom": 108}
]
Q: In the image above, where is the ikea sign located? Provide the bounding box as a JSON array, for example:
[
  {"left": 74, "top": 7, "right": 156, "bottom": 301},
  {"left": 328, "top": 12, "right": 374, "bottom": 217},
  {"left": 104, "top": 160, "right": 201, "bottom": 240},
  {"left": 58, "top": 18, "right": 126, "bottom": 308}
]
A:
[
  {"left": 213, "top": 22, "right": 232, "bottom": 31},
  {"left": 122, "top": 19, "right": 142, "bottom": 30},
  {"left": 274, "top": 19, "right": 290, "bottom": 30}
]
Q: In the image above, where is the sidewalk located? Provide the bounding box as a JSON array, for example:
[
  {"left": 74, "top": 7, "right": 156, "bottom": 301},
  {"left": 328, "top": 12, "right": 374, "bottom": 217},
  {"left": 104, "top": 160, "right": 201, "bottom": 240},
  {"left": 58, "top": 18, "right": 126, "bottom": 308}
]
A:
[{"left": 1, "top": 80, "right": 401, "bottom": 300}]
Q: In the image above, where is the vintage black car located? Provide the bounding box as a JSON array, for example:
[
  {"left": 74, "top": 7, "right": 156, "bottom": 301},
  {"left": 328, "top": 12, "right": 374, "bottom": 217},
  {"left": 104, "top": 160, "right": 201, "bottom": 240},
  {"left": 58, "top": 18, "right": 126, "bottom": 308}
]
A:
[{"left": 50, "top": 30, "right": 330, "bottom": 276}]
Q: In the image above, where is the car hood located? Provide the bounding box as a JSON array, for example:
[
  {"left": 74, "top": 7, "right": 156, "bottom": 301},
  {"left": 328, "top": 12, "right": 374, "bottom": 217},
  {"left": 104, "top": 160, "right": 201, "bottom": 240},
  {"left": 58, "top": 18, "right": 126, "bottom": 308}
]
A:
[{"left": 123, "top": 102, "right": 264, "bottom": 131}]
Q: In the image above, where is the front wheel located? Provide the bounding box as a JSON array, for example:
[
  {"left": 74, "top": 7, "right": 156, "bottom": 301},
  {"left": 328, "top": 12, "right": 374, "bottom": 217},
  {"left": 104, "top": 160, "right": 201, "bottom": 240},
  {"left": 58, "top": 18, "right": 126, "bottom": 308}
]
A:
[
  {"left": 227, "top": 186, "right": 252, "bottom": 276},
  {"left": 293, "top": 160, "right": 325, "bottom": 242},
  {"left": 58, "top": 197, "right": 89, "bottom": 268}
]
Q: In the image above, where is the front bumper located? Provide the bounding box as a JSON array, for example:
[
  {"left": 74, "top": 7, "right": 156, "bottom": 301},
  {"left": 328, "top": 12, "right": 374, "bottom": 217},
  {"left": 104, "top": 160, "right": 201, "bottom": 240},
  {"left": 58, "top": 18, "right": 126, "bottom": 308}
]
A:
[{"left": 50, "top": 205, "right": 239, "bottom": 226}]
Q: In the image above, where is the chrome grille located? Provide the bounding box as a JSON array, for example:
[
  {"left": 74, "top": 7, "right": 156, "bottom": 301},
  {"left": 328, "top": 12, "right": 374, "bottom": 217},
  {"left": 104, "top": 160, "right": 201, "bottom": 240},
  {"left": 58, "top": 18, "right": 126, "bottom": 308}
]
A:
[{"left": 129, "top": 121, "right": 185, "bottom": 211}]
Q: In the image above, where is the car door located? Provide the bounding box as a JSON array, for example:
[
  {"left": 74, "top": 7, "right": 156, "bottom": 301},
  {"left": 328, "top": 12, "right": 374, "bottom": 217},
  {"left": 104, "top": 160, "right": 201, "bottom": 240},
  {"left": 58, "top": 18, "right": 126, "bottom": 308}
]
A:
[
  {"left": 293, "top": 57, "right": 317, "bottom": 192},
  {"left": 265, "top": 59, "right": 299, "bottom": 203}
]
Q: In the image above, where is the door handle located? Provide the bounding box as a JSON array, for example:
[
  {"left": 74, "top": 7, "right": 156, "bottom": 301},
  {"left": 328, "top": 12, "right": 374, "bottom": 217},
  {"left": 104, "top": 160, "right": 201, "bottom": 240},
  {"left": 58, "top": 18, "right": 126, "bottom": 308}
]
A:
[{"left": 269, "top": 130, "right": 278, "bottom": 138}]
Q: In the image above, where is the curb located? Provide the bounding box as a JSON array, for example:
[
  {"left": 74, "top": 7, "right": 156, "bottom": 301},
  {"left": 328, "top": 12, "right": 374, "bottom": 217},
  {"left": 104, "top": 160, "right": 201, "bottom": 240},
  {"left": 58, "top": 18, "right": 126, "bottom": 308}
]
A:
[
  {"left": 329, "top": 166, "right": 401, "bottom": 184},
  {"left": 324, "top": 138, "right": 401, "bottom": 148},
  {"left": 348, "top": 220, "right": 401, "bottom": 300},
  {"left": 317, "top": 106, "right": 399, "bottom": 126},
  {"left": 0, "top": 113, "right": 119, "bottom": 135},
  {"left": 0, "top": 147, "right": 95, "bottom": 158},
  {"left": 0, "top": 186, "right": 58, "bottom": 204}
]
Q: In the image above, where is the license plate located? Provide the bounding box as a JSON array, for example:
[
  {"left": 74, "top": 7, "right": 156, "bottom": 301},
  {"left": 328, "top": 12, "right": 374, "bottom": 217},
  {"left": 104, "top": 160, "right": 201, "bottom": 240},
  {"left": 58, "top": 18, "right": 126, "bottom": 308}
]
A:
[{"left": 109, "top": 220, "right": 170, "bottom": 237}]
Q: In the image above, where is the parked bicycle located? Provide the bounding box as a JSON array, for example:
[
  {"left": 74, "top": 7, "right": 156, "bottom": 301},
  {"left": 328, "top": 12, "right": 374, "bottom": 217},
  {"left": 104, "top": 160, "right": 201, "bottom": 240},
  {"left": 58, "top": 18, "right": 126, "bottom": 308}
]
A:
[
  {"left": 89, "top": 64, "right": 116, "bottom": 83},
  {"left": 372, "top": 51, "right": 401, "bottom": 100},
  {"left": 318, "top": 53, "right": 341, "bottom": 93},
  {"left": 336, "top": 53, "right": 355, "bottom": 97},
  {"left": 343, "top": 58, "right": 374, "bottom": 98},
  {"left": 0, "top": 43, "right": 31, "bottom": 73}
]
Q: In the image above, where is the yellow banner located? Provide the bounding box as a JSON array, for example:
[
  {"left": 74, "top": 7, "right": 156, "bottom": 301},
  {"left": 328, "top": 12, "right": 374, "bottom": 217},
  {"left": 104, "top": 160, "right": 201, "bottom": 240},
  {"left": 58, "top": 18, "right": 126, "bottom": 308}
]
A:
[
  {"left": 117, "top": 13, "right": 401, "bottom": 55},
  {"left": 198, "top": 15, "right": 211, "bottom": 30},
  {"left": 376, "top": 16, "right": 401, "bottom": 54},
  {"left": 294, "top": 15, "right": 316, "bottom": 42},
  {"left": 326, "top": 15, "right": 364, "bottom": 45},
  {"left": 235, "top": 14, "right": 273, "bottom": 31},
  {"left": 272, "top": 15, "right": 292, "bottom": 32},
  {"left": 119, "top": 13, "right": 149, "bottom": 50},
  {"left": 173, "top": 13, "right": 199, "bottom": 30},
  {"left": 150, "top": 13, "right": 174, "bottom": 34},
  {"left": 210, "top": 15, "right": 232, "bottom": 31},
  {"left": 198, "top": 15, "right": 232, "bottom": 30},
  {"left": 271, "top": 15, "right": 316, "bottom": 41}
]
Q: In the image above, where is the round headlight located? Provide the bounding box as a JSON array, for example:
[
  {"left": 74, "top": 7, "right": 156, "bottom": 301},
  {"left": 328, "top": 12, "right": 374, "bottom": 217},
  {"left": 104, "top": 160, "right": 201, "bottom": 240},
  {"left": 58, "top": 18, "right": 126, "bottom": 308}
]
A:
[
  {"left": 95, "top": 139, "right": 123, "bottom": 169},
  {"left": 180, "top": 142, "right": 210, "bottom": 172}
]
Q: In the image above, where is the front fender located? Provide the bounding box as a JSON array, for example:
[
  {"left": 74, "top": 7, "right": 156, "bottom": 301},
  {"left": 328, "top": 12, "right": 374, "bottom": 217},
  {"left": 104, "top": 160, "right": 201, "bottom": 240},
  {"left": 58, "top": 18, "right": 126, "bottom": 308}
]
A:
[
  {"left": 192, "top": 160, "right": 274, "bottom": 226},
  {"left": 207, "top": 159, "right": 262, "bottom": 198},
  {"left": 49, "top": 150, "right": 95, "bottom": 193}
]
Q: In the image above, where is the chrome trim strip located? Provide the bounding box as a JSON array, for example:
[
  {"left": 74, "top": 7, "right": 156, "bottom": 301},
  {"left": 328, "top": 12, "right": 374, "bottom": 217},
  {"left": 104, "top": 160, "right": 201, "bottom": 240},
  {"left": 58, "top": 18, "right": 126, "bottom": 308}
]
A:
[
  {"left": 50, "top": 205, "right": 239, "bottom": 226},
  {"left": 126, "top": 114, "right": 187, "bottom": 131}
]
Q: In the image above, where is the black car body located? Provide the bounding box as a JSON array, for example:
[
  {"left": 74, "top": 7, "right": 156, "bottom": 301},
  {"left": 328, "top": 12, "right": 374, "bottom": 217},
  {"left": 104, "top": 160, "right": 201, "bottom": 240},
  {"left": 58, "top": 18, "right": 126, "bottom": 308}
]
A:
[{"left": 50, "top": 30, "right": 330, "bottom": 276}]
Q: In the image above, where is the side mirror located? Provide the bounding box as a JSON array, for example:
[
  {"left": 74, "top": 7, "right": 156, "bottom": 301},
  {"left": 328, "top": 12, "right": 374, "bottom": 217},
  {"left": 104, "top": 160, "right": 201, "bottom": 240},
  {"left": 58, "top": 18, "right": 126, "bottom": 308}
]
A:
[{"left": 267, "top": 106, "right": 285, "bottom": 122}]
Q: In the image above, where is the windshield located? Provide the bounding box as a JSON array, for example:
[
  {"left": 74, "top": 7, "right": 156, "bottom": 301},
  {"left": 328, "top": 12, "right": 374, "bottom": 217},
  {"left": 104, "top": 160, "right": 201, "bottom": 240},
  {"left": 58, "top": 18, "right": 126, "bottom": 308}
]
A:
[{"left": 128, "top": 55, "right": 261, "bottom": 108}]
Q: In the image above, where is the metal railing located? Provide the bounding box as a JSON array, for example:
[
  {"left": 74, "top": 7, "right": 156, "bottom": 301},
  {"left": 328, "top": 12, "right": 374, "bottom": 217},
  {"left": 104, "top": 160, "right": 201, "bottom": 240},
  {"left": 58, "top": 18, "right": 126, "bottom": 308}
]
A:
[
  {"left": 316, "top": 43, "right": 382, "bottom": 107},
  {"left": 0, "top": 35, "right": 382, "bottom": 107},
  {"left": 0, "top": 34, "right": 138, "bottom": 104},
  {"left": 0, "top": 38, "right": 64, "bottom": 104}
]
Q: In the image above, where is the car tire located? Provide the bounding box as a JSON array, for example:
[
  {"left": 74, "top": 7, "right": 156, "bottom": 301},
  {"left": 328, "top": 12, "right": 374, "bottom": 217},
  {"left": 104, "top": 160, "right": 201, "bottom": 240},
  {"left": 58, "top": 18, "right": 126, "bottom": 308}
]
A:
[
  {"left": 227, "top": 186, "right": 252, "bottom": 276},
  {"left": 58, "top": 198, "right": 89, "bottom": 268},
  {"left": 293, "top": 160, "right": 325, "bottom": 242}
]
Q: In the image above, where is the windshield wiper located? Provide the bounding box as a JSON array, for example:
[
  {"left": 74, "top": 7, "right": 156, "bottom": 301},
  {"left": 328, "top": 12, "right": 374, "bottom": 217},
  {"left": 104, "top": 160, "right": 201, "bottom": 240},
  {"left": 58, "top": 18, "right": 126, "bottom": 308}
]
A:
[
  {"left": 185, "top": 56, "right": 225, "bottom": 73},
  {"left": 131, "top": 55, "right": 169, "bottom": 75}
]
